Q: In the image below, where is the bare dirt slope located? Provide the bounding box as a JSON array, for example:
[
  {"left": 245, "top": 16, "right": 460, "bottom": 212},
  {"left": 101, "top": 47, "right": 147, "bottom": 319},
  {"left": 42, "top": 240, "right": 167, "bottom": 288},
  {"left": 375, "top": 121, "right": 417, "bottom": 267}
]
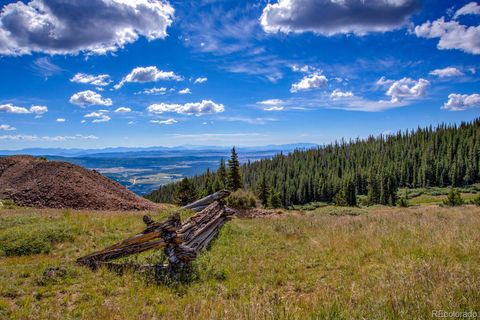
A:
[{"left": 0, "top": 155, "right": 159, "bottom": 211}]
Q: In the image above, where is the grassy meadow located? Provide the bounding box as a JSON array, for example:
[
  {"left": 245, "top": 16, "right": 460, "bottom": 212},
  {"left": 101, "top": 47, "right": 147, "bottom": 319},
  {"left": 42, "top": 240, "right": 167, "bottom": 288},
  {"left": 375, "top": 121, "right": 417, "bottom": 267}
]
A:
[{"left": 1, "top": 196, "right": 480, "bottom": 319}]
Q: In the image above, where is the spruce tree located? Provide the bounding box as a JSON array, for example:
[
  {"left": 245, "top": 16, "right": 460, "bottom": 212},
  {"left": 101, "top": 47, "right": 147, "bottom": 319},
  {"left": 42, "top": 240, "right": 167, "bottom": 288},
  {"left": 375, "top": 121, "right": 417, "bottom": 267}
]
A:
[
  {"left": 268, "top": 187, "right": 282, "bottom": 208},
  {"left": 175, "top": 177, "right": 196, "bottom": 206},
  {"left": 334, "top": 188, "right": 347, "bottom": 206},
  {"left": 217, "top": 158, "right": 227, "bottom": 189},
  {"left": 367, "top": 170, "right": 380, "bottom": 205},
  {"left": 344, "top": 178, "right": 357, "bottom": 206},
  {"left": 443, "top": 188, "right": 464, "bottom": 206},
  {"left": 227, "top": 147, "right": 243, "bottom": 191},
  {"left": 258, "top": 174, "right": 269, "bottom": 207}
]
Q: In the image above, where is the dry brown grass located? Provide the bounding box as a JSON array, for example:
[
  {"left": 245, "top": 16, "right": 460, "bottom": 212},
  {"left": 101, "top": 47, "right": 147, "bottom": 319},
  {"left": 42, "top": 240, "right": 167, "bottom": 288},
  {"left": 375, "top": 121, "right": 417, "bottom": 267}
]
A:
[{"left": 1, "top": 205, "right": 479, "bottom": 319}]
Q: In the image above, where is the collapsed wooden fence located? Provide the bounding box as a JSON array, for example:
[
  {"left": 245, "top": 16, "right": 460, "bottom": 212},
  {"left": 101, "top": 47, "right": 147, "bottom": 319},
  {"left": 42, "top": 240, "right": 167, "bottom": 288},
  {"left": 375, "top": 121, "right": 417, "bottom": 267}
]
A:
[{"left": 77, "top": 190, "right": 233, "bottom": 275}]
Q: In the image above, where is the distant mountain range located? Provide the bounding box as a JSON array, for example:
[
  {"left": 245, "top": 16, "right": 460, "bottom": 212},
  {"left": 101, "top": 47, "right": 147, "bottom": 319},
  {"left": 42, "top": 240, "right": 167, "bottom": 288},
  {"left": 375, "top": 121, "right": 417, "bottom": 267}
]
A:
[{"left": 0, "top": 143, "right": 318, "bottom": 157}]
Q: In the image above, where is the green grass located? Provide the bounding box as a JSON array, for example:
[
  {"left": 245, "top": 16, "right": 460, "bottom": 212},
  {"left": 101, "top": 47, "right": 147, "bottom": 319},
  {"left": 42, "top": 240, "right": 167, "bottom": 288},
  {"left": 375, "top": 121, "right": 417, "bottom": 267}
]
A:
[{"left": 1, "top": 204, "right": 480, "bottom": 319}]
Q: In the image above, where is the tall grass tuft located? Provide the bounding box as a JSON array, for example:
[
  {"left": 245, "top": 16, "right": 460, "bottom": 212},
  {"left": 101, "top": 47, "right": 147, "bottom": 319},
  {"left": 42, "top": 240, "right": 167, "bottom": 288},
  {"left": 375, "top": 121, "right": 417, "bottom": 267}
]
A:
[{"left": 0, "top": 222, "right": 77, "bottom": 256}]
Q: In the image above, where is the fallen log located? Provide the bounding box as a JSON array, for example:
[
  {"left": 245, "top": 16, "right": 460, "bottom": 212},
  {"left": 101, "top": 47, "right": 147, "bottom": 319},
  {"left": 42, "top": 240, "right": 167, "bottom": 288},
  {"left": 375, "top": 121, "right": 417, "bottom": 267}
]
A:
[
  {"left": 182, "top": 190, "right": 230, "bottom": 211},
  {"left": 77, "top": 190, "right": 233, "bottom": 272}
]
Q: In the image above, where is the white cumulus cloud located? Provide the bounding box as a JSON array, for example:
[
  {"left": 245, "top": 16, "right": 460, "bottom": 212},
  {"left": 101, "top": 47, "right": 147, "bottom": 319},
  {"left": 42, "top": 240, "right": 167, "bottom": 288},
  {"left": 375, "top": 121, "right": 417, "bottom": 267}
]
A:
[
  {"left": 69, "top": 90, "right": 113, "bottom": 107},
  {"left": 70, "top": 73, "right": 112, "bottom": 86},
  {"left": 56, "top": 118, "right": 66, "bottom": 122},
  {"left": 29, "top": 105, "right": 48, "bottom": 115},
  {"left": 136, "top": 87, "right": 168, "bottom": 95},
  {"left": 147, "top": 100, "right": 224, "bottom": 116},
  {"left": 115, "top": 66, "right": 182, "bottom": 89},
  {"left": 258, "top": 99, "right": 285, "bottom": 106},
  {"left": 385, "top": 78, "right": 430, "bottom": 103},
  {"left": 291, "top": 74, "right": 328, "bottom": 92},
  {"left": 331, "top": 89, "right": 354, "bottom": 100},
  {"left": 414, "top": 17, "right": 480, "bottom": 55},
  {"left": 84, "top": 111, "right": 111, "bottom": 123},
  {"left": 429, "top": 67, "right": 464, "bottom": 78},
  {"left": 257, "top": 99, "right": 285, "bottom": 111},
  {"left": 178, "top": 88, "right": 191, "bottom": 94},
  {"left": 0, "top": 103, "right": 48, "bottom": 115},
  {"left": 454, "top": 2, "right": 480, "bottom": 18},
  {"left": 114, "top": 107, "right": 132, "bottom": 113},
  {"left": 376, "top": 76, "right": 395, "bottom": 86},
  {"left": 264, "top": 106, "right": 284, "bottom": 111},
  {"left": 194, "top": 77, "right": 208, "bottom": 84},
  {"left": 150, "top": 118, "right": 177, "bottom": 125},
  {"left": 0, "top": 0, "right": 174, "bottom": 56},
  {"left": 0, "top": 124, "right": 16, "bottom": 131},
  {"left": 0, "top": 104, "right": 30, "bottom": 114},
  {"left": 442, "top": 93, "right": 480, "bottom": 111},
  {"left": 260, "top": 0, "right": 421, "bottom": 36}
]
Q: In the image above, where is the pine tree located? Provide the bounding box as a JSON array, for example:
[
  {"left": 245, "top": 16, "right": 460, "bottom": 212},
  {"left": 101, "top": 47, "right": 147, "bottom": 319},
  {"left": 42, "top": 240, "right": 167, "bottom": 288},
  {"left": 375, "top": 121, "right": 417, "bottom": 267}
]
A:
[
  {"left": 367, "top": 170, "right": 380, "bottom": 205},
  {"left": 397, "top": 189, "right": 409, "bottom": 207},
  {"left": 334, "top": 188, "right": 347, "bottom": 206},
  {"left": 268, "top": 187, "right": 282, "bottom": 208},
  {"left": 227, "top": 147, "right": 243, "bottom": 191},
  {"left": 203, "top": 169, "right": 214, "bottom": 196},
  {"left": 217, "top": 158, "right": 227, "bottom": 189},
  {"left": 258, "top": 174, "right": 269, "bottom": 207},
  {"left": 344, "top": 177, "right": 357, "bottom": 206},
  {"left": 175, "top": 177, "right": 196, "bottom": 206},
  {"left": 443, "top": 188, "right": 464, "bottom": 206}
]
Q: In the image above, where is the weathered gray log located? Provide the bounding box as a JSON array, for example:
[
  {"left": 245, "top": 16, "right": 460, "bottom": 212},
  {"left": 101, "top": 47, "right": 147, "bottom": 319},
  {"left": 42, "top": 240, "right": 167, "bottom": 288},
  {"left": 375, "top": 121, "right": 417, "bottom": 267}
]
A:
[
  {"left": 76, "top": 213, "right": 182, "bottom": 267},
  {"left": 182, "top": 190, "right": 230, "bottom": 211},
  {"left": 77, "top": 190, "right": 233, "bottom": 272}
]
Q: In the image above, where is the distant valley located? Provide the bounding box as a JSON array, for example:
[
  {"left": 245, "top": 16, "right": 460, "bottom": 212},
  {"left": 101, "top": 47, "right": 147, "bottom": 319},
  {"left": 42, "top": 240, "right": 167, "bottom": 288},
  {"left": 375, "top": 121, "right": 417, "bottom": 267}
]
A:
[{"left": 0, "top": 144, "right": 316, "bottom": 195}]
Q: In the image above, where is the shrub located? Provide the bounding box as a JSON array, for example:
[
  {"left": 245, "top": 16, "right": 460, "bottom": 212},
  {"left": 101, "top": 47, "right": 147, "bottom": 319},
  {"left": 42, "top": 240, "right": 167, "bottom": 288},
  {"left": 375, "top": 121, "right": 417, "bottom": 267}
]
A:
[
  {"left": 0, "top": 199, "right": 16, "bottom": 209},
  {"left": 290, "top": 202, "right": 328, "bottom": 211},
  {"left": 227, "top": 189, "right": 257, "bottom": 209},
  {"left": 397, "top": 190, "right": 410, "bottom": 207},
  {"left": 357, "top": 195, "right": 370, "bottom": 207},
  {"left": 0, "top": 222, "right": 76, "bottom": 256},
  {"left": 443, "top": 188, "right": 464, "bottom": 207},
  {"left": 397, "top": 197, "right": 409, "bottom": 207},
  {"left": 472, "top": 194, "right": 480, "bottom": 206},
  {"left": 267, "top": 188, "right": 283, "bottom": 209}
]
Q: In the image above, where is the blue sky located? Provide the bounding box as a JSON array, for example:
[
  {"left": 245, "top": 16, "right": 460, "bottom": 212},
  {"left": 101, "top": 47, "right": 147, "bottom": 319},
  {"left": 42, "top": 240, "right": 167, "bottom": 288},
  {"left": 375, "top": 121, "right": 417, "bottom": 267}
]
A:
[{"left": 0, "top": 0, "right": 479, "bottom": 150}]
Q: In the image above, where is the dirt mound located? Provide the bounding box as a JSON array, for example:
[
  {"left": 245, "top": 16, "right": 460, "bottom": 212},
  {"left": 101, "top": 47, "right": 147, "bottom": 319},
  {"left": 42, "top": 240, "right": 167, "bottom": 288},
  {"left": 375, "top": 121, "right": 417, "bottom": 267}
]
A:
[{"left": 0, "top": 155, "right": 160, "bottom": 211}]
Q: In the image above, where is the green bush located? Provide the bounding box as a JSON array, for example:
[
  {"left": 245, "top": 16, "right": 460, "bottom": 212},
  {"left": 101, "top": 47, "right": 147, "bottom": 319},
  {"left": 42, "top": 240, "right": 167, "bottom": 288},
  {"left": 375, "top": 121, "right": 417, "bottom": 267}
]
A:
[
  {"left": 397, "top": 190, "right": 410, "bottom": 207},
  {"left": 226, "top": 189, "right": 257, "bottom": 209},
  {"left": 290, "top": 202, "right": 328, "bottom": 211},
  {"left": 397, "top": 197, "right": 409, "bottom": 207},
  {"left": 0, "top": 199, "right": 16, "bottom": 209},
  {"left": 472, "top": 194, "right": 480, "bottom": 206},
  {"left": 267, "top": 188, "right": 283, "bottom": 209},
  {"left": 0, "top": 222, "right": 76, "bottom": 256},
  {"left": 443, "top": 188, "right": 464, "bottom": 207}
]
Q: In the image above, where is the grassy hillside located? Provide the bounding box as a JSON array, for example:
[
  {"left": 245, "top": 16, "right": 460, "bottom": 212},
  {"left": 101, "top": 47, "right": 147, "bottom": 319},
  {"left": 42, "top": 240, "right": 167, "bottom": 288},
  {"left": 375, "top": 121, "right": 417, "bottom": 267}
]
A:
[{"left": 1, "top": 201, "right": 480, "bottom": 319}]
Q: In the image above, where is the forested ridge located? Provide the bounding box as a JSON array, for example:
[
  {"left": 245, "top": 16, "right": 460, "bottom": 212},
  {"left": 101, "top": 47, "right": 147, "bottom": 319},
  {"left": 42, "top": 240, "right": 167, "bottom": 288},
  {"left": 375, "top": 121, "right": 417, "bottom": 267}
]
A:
[{"left": 146, "top": 118, "right": 480, "bottom": 207}]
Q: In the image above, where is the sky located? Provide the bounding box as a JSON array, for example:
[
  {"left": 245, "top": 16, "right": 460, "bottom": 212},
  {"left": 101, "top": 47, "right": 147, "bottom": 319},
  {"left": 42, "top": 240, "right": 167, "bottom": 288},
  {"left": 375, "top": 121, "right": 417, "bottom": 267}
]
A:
[{"left": 0, "top": 0, "right": 479, "bottom": 150}]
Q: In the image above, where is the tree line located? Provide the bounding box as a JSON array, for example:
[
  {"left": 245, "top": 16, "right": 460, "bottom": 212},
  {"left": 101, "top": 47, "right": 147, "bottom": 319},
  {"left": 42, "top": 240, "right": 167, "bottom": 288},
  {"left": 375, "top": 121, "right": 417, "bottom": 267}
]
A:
[{"left": 146, "top": 118, "right": 480, "bottom": 207}]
